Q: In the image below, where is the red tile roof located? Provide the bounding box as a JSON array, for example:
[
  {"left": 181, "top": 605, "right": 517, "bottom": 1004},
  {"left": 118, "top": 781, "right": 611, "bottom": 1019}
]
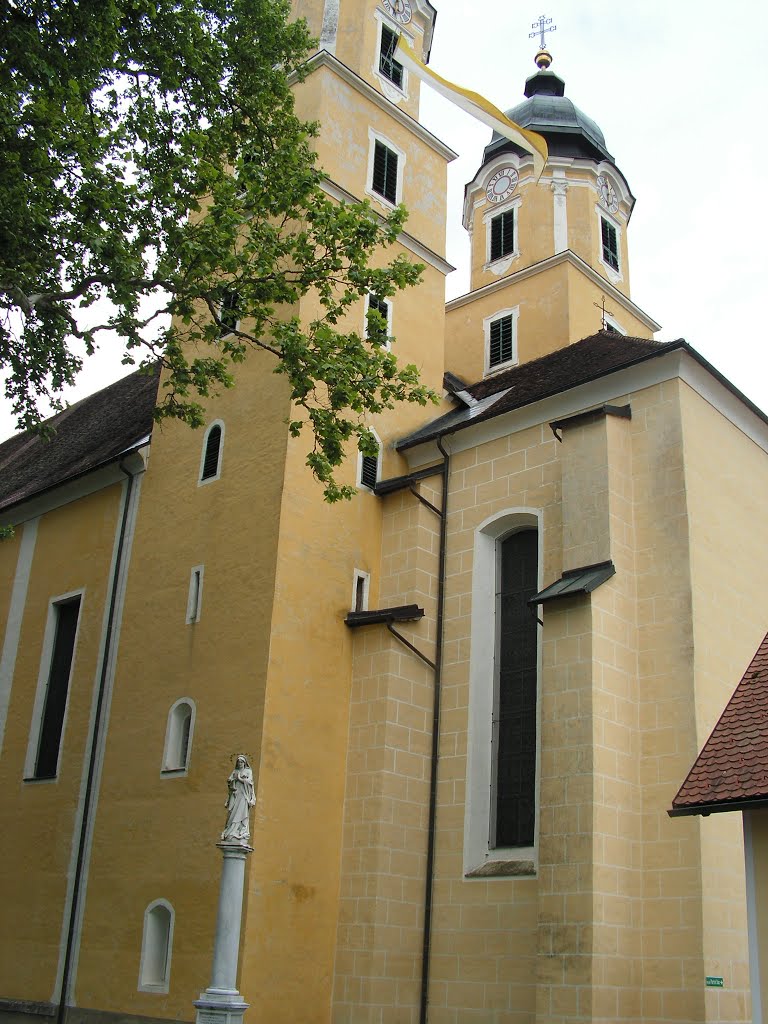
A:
[{"left": 671, "top": 632, "right": 768, "bottom": 815}]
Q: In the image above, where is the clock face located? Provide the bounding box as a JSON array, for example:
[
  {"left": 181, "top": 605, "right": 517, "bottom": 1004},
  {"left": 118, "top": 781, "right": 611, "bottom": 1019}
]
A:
[
  {"left": 486, "top": 167, "right": 519, "bottom": 204},
  {"left": 383, "top": 0, "right": 412, "bottom": 24},
  {"left": 597, "top": 174, "right": 619, "bottom": 213}
]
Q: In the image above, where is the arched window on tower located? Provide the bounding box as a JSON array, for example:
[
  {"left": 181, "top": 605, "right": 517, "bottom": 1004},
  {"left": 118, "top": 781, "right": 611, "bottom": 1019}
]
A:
[
  {"left": 199, "top": 421, "right": 224, "bottom": 483},
  {"left": 138, "top": 899, "right": 174, "bottom": 992},
  {"left": 161, "top": 698, "right": 196, "bottom": 774}
]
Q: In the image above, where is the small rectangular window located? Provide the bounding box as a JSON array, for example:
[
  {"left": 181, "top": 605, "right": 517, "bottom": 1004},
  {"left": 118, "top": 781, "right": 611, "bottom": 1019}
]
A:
[
  {"left": 379, "top": 25, "right": 403, "bottom": 88},
  {"left": 34, "top": 597, "right": 81, "bottom": 779},
  {"left": 601, "top": 217, "right": 619, "bottom": 272},
  {"left": 360, "top": 445, "right": 379, "bottom": 490},
  {"left": 490, "top": 210, "right": 515, "bottom": 262},
  {"left": 489, "top": 315, "right": 515, "bottom": 368},
  {"left": 366, "top": 294, "right": 390, "bottom": 344},
  {"left": 372, "top": 141, "right": 398, "bottom": 205},
  {"left": 186, "top": 566, "right": 204, "bottom": 624},
  {"left": 353, "top": 571, "right": 370, "bottom": 612},
  {"left": 220, "top": 289, "right": 241, "bottom": 336}
]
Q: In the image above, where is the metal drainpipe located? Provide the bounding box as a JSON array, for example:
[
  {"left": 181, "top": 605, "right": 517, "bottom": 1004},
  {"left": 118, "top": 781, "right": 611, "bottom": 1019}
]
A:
[
  {"left": 56, "top": 457, "right": 139, "bottom": 1024},
  {"left": 419, "top": 435, "right": 450, "bottom": 1024}
]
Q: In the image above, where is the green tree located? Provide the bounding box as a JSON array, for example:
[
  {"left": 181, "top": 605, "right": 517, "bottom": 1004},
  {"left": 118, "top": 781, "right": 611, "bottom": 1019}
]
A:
[{"left": 0, "top": 0, "right": 435, "bottom": 499}]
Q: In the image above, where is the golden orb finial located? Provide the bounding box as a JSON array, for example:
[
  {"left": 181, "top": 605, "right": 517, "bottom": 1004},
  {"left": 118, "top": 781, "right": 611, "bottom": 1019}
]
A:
[{"left": 535, "top": 48, "right": 553, "bottom": 70}]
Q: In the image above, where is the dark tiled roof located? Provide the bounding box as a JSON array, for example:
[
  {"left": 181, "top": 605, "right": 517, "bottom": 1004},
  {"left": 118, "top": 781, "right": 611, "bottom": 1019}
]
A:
[
  {"left": 0, "top": 365, "right": 160, "bottom": 513},
  {"left": 671, "top": 633, "right": 768, "bottom": 814},
  {"left": 398, "top": 332, "right": 679, "bottom": 451}
]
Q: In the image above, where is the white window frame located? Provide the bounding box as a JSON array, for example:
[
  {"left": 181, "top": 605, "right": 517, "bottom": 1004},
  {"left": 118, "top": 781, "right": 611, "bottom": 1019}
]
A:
[
  {"left": 357, "top": 427, "right": 383, "bottom": 493},
  {"left": 596, "top": 206, "right": 623, "bottom": 284},
  {"left": 198, "top": 419, "right": 225, "bottom": 486},
  {"left": 352, "top": 569, "right": 371, "bottom": 612},
  {"left": 483, "top": 196, "right": 521, "bottom": 275},
  {"left": 24, "top": 588, "right": 84, "bottom": 782},
  {"left": 161, "top": 698, "right": 196, "bottom": 775},
  {"left": 366, "top": 128, "right": 406, "bottom": 210},
  {"left": 138, "top": 898, "right": 175, "bottom": 993},
  {"left": 186, "top": 565, "right": 204, "bottom": 624},
  {"left": 483, "top": 306, "right": 519, "bottom": 376},
  {"left": 364, "top": 292, "right": 393, "bottom": 351},
  {"left": 372, "top": 12, "right": 410, "bottom": 102},
  {"left": 464, "top": 509, "right": 542, "bottom": 877},
  {"left": 603, "top": 314, "right": 627, "bottom": 335}
]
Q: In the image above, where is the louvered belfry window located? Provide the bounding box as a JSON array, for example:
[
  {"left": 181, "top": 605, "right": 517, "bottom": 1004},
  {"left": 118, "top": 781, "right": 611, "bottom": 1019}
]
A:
[
  {"left": 372, "top": 141, "right": 398, "bottom": 204},
  {"left": 220, "top": 289, "right": 240, "bottom": 335},
  {"left": 493, "top": 529, "right": 538, "bottom": 848},
  {"left": 379, "top": 25, "right": 404, "bottom": 88},
  {"left": 201, "top": 425, "right": 222, "bottom": 481},
  {"left": 490, "top": 211, "right": 515, "bottom": 262},
  {"left": 489, "top": 315, "right": 514, "bottom": 368},
  {"left": 360, "top": 450, "right": 379, "bottom": 490},
  {"left": 601, "top": 217, "right": 619, "bottom": 272}
]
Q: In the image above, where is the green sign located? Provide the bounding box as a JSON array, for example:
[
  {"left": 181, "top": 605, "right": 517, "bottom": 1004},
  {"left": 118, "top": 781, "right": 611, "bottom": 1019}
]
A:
[{"left": 706, "top": 977, "right": 724, "bottom": 988}]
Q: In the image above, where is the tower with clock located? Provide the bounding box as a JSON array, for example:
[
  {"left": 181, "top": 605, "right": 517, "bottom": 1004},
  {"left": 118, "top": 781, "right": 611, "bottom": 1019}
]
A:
[{"left": 445, "top": 47, "right": 661, "bottom": 383}]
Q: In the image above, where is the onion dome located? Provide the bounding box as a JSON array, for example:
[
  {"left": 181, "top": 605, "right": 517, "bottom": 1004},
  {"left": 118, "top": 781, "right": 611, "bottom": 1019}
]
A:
[{"left": 484, "top": 52, "right": 614, "bottom": 164}]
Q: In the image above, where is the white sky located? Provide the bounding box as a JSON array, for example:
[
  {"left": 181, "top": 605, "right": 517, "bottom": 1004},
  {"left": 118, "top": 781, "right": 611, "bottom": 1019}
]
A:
[{"left": 2, "top": 0, "right": 767, "bottom": 441}]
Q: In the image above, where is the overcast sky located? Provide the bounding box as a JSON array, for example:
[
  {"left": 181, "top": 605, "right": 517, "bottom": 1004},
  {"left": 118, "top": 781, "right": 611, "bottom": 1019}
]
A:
[{"left": 2, "top": 0, "right": 766, "bottom": 441}]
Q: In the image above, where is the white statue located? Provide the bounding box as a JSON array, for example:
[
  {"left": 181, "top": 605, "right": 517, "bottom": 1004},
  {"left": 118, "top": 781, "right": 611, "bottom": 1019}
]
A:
[{"left": 221, "top": 754, "right": 256, "bottom": 843}]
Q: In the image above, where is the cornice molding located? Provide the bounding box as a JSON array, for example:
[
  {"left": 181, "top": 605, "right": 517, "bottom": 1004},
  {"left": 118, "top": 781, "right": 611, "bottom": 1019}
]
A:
[
  {"left": 320, "top": 178, "right": 455, "bottom": 276},
  {"left": 294, "top": 50, "right": 458, "bottom": 163},
  {"left": 445, "top": 249, "right": 661, "bottom": 332}
]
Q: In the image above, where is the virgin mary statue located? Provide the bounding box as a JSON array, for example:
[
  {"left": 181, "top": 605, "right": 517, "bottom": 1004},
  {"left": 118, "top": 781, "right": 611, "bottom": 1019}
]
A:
[{"left": 221, "top": 754, "right": 256, "bottom": 843}]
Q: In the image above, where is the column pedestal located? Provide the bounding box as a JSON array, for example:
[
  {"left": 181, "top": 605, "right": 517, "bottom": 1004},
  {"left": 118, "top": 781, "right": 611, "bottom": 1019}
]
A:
[{"left": 194, "top": 841, "right": 253, "bottom": 1024}]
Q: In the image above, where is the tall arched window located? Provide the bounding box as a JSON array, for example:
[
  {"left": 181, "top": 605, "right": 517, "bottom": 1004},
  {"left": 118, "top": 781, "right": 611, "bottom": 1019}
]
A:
[
  {"left": 161, "top": 699, "right": 196, "bottom": 774},
  {"left": 199, "top": 421, "right": 224, "bottom": 483},
  {"left": 464, "top": 509, "right": 542, "bottom": 875},
  {"left": 492, "top": 528, "right": 539, "bottom": 848},
  {"left": 138, "top": 899, "right": 174, "bottom": 992}
]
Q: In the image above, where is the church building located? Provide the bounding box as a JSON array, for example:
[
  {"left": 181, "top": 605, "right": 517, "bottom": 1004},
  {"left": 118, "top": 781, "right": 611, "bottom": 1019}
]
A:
[{"left": 1, "top": 1, "right": 766, "bottom": 1022}]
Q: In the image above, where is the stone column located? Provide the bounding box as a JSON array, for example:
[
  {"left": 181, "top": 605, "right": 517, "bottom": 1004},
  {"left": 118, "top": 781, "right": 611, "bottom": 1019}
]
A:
[{"left": 194, "top": 841, "right": 253, "bottom": 1024}]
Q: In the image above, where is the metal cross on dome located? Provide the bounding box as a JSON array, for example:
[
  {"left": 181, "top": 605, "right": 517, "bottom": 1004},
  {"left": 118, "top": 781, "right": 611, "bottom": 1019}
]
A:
[{"left": 529, "top": 14, "right": 556, "bottom": 49}]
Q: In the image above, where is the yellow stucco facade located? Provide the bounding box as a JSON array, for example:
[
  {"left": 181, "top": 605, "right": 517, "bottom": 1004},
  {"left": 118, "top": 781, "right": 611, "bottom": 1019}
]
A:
[{"left": 1, "top": 3, "right": 766, "bottom": 1024}]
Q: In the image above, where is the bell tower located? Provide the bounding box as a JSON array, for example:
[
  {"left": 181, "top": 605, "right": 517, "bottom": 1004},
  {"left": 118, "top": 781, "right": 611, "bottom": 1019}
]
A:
[{"left": 446, "top": 47, "right": 661, "bottom": 384}]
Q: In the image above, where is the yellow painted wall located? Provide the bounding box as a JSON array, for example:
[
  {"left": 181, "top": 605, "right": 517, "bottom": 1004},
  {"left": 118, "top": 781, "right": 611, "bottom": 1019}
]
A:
[
  {"left": 0, "top": 487, "right": 125, "bottom": 1001},
  {"left": 747, "top": 811, "right": 768, "bottom": 1016},
  {"left": 72, "top": 351, "right": 291, "bottom": 1017},
  {"left": 677, "top": 380, "right": 768, "bottom": 1018},
  {"left": 293, "top": 64, "right": 449, "bottom": 259}
]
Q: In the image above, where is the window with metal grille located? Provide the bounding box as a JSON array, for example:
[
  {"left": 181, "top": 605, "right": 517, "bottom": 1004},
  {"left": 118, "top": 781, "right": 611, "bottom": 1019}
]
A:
[
  {"left": 366, "top": 294, "right": 390, "bottom": 343},
  {"left": 220, "top": 289, "right": 240, "bottom": 335},
  {"left": 601, "top": 217, "right": 619, "bottom": 272},
  {"left": 489, "top": 314, "right": 515, "bottom": 368},
  {"left": 490, "top": 210, "right": 515, "bottom": 262},
  {"left": 372, "top": 141, "right": 398, "bottom": 204},
  {"left": 33, "top": 597, "right": 81, "bottom": 779},
  {"left": 201, "top": 425, "right": 222, "bottom": 481},
  {"left": 379, "top": 25, "right": 403, "bottom": 88},
  {"left": 492, "top": 529, "right": 538, "bottom": 848}
]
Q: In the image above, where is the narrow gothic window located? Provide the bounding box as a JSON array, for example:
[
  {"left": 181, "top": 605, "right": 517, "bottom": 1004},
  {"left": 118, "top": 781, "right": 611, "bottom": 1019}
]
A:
[
  {"left": 490, "top": 210, "right": 515, "bottom": 262},
  {"left": 201, "top": 425, "right": 222, "bottom": 481},
  {"left": 372, "top": 141, "right": 398, "bottom": 204},
  {"left": 379, "top": 25, "right": 403, "bottom": 88},
  {"left": 601, "top": 217, "right": 619, "bottom": 272},
  {"left": 139, "top": 901, "right": 173, "bottom": 991},
  {"left": 489, "top": 315, "right": 515, "bottom": 369},
  {"left": 492, "top": 529, "right": 538, "bottom": 848},
  {"left": 33, "top": 597, "right": 81, "bottom": 779},
  {"left": 162, "top": 700, "right": 195, "bottom": 772}
]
